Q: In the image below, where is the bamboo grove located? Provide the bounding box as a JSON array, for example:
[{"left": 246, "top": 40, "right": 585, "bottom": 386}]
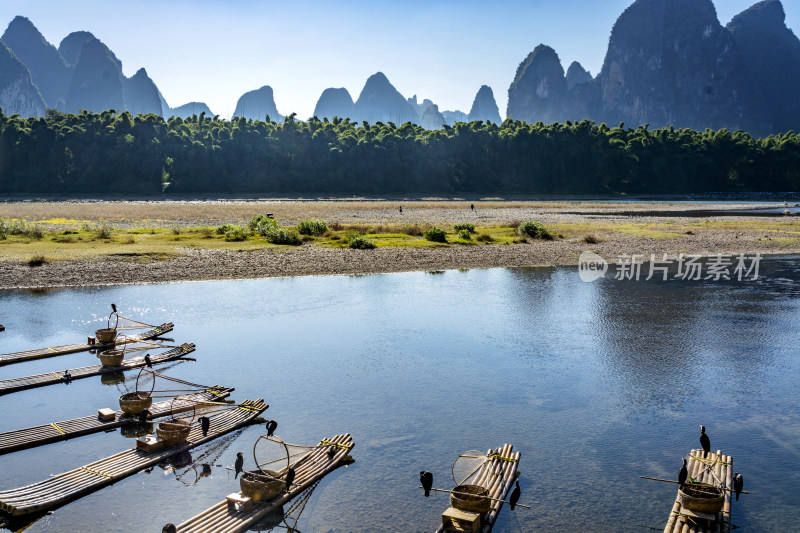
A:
[{"left": 1, "top": 108, "right": 799, "bottom": 195}]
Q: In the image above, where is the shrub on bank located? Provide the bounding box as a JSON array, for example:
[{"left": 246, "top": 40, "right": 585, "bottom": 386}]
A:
[
  {"left": 517, "top": 221, "right": 553, "bottom": 240},
  {"left": 224, "top": 225, "right": 248, "bottom": 241},
  {"left": 454, "top": 223, "right": 475, "bottom": 233},
  {"left": 297, "top": 219, "right": 328, "bottom": 236},
  {"left": 348, "top": 236, "right": 376, "bottom": 249},
  {"left": 457, "top": 229, "right": 472, "bottom": 240},
  {"left": 424, "top": 227, "right": 447, "bottom": 243},
  {"left": 264, "top": 227, "right": 301, "bottom": 245}
]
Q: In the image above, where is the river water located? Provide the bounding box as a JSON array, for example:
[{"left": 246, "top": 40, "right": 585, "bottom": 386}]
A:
[{"left": 1, "top": 257, "right": 799, "bottom": 532}]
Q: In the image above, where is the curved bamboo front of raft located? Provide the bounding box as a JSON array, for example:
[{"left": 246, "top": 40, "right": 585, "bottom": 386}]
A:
[
  {"left": 0, "top": 399, "right": 267, "bottom": 516},
  {"left": 436, "top": 443, "right": 521, "bottom": 533},
  {"left": 663, "top": 449, "right": 733, "bottom": 533},
  {"left": 175, "top": 433, "right": 355, "bottom": 533}
]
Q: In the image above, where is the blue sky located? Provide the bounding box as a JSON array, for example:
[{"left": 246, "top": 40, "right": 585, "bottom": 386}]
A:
[{"left": 1, "top": 0, "right": 796, "bottom": 119}]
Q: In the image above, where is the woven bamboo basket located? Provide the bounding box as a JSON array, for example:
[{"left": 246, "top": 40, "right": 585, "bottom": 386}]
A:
[
  {"left": 119, "top": 392, "right": 153, "bottom": 414},
  {"left": 450, "top": 484, "right": 491, "bottom": 514},
  {"left": 240, "top": 470, "right": 284, "bottom": 502},
  {"left": 99, "top": 349, "right": 125, "bottom": 367},
  {"left": 95, "top": 328, "right": 117, "bottom": 343},
  {"left": 679, "top": 483, "right": 724, "bottom": 514},
  {"left": 156, "top": 419, "right": 191, "bottom": 445}
]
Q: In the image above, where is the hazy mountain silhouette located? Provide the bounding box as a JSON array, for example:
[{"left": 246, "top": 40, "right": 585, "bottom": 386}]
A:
[
  {"left": 441, "top": 110, "right": 468, "bottom": 124},
  {"left": 123, "top": 68, "right": 161, "bottom": 115},
  {"left": 2, "top": 16, "right": 70, "bottom": 108},
  {"left": 468, "top": 85, "right": 501, "bottom": 124},
  {"left": 313, "top": 87, "right": 353, "bottom": 119},
  {"left": 0, "top": 39, "right": 46, "bottom": 116},
  {"left": 168, "top": 101, "right": 214, "bottom": 118},
  {"left": 352, "top": 72, "right": 418, "bottom": 125},
  {"left": 565, "top": 62, "right": 592, "bottom": 90},
  {"left": 727, "top": 0, "right": 800, "bottom": 134},
  {"left": 232, "top": 85, "right": 282, "bottom": 122}
]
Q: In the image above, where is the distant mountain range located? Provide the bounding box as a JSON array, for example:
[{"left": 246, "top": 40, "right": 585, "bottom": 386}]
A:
[{"left": 1, "top": 0, "right": 799, "bottom": 136}]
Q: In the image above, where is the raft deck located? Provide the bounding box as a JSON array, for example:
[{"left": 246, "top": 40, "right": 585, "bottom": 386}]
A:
[
  {"left": 663, "top": 449, "right": 733, "bottom": 533},
  {"left": 436, "top": 444, "right": 521, "bottom": 533},
  {"left": 0, "top": 399, "right": 267, "bottom": 516},
  {"left": 175, "top": 433, "right": 354, "bottom": 533},
  {"left": 0, "top": 343, "right": 195, "bottom": 396},
  {"left": 0, "top": 386, "right": 234, "bottom": 455},
  {"left": 0, "top": 323, "right": 174, "bottom": 367}
]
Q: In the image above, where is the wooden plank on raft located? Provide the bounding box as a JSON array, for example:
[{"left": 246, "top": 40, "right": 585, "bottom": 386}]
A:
[
  {"left": 0, "top": 343, "right": 195, "bottom": 396},
  {"left": 435, "top": 444, "right": 521, "bottom": 533},
  {"left": 174, "top": 433, "right": 354, "bottom": 533},
  {"left": 0, "top": 399, "right": 268, "bottom": 516},
  {"left": 0, "top": 386, "right": 234, "bottom": 455},
  {"left": 0, "top": 323, "right": 174, "bottom": 367},
  {"left": 662, "top": 449, "right": 734, "bottom": 533}
]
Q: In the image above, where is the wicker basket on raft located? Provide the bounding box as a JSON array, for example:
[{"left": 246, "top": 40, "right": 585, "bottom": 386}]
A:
[
  {"left": 240, "top": 470, "right": 284, "bottom": 502},
  {"left": 450, "top": 484, "right": 491, "bottom": 514},
  {"left": 95, "top": 328, "right": 117, "bottom": 343},
  {"left": 679, "top": 483, "right": 724, "bottom": 514},
  {"left": 99, "top": 349, "right": 125, "bottom": 367},
  {"left": 118, "top": 392, "right": 153, "bottom": 415},
  {"left": 156, "top": 419, "right": 191, "bottom": 445}
]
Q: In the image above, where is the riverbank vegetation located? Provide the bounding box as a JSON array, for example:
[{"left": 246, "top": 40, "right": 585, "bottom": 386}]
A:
[{"left": 1, "top": 109, "right": 798, "bottom": 195}]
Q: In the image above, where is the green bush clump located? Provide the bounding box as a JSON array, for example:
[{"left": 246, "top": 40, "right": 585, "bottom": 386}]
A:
[
  {"left": 224, "top": 225, "right": 248, "bottom": 242},
  {"left": 297, "top": 219, "right": 328, "bottom": 236},
  {"left": 264, "top": 227, "right": 301, "bottom": 245},
  {"left": 424, "top": 227, "right": 447, "bottom": 243},
  {"left": 215, "top": 223, "right": 238, "bottom": 235},
  {"left": 457, "top": 229, "right": 472, "bottom": 240},
  {"left": 348, "top": 236, "right": 376, "bottom": 249},
  {"left": 253, "top": 218, "right": 279, "bottom": 236},
  {"left": 517, "top": 221, "right": 553, "bottom": 240},
  {"left": 95, "top": 224, "right": 113, "bottom": 239},
  {"left": 454, "top": 223, "right": 475, "bottom": 233},
  {"left": 248, "top": 214, "right": 275, "bottom": 231},
  {"left": 0, "top": 219, "right": 44, "bottom": 239}
]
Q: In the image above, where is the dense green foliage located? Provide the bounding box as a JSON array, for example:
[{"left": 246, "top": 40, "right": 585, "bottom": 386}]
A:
[
  {"left": 424, "top": 227, "right": 447, "bottom": 243},
  {"left": 1, "top": 108, "right": 799, "bottom": 195},
  {"left": 454, "top": 223, "right": 476, "bottom": 233},
  {"left": 297, "top": 219, "right": 328, "bottom": 236},
  {"left": 348, "top": 235, "right": 376, "bottom": 249},
  {"left": 517, "top": 221, "right": 552, "bottom": 240}
]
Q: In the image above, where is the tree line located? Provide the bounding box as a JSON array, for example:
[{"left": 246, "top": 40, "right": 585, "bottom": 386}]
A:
[{"left": 1, "top": 108, "right": 798, "bottom": 195}]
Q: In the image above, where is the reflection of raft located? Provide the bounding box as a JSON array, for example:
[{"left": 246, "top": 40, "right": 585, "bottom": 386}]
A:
[{"left": 173, "top": 433, "right": 354, "bottom": 532}]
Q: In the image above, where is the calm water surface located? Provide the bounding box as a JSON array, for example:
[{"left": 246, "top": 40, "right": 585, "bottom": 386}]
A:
[{"left": 1, "top": 259, "right": 799, "bottom": 532}]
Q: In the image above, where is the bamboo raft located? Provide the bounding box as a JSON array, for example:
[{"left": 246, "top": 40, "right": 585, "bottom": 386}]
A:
[
  {"left": 174, "top": 433, "right": 355, "bottom": 533},
  {"left": 0, "top": 323, "right": 174, "bottom": 367},
  {"left": 436, "top": 444, "right": 521, "bottom": 533},
  {"left": 0, "top": 343, "right": 195, "bottom": 396},
  {"left": 0, "top": 399, "right": 268, "bottom": 516},
  {"left": 0, "top": 386, "right": 234, "bottom": 455},
  {"left": 663, "top": 449, "right": 733, "bottom": 533}
]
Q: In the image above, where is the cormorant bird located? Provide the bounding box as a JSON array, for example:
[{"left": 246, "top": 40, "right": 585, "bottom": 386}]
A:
[
  {"left": 733, "top": 472, "right": 744, "bottom": 501},
  {"left": 327, "top": 445, "right": 336, "bottom": 459},
  {"left": 699, "top": 426, "right": 711, "bottom": 457},
  {"left": 63, "top": 370, "right": 72, "bottom": 384},
  {"left": 162, "top": 524, "right": 177, "bottom": 533},
  {"left": 138, "top": 408, "right": 151, "bottom": 424},
  {"left": 234, "top": 452, "right": 244, "bottom": 479},
  {"left": 144, "top": 354, "right": 152, "bottom": 369},
  {"left": 111, "top": 303, "right": 117, "bottom": 314},
  {"left": 509, "top": 480, "right": 521, "bottom": 511},
  {"left": 266, "top": 420, "right": 278, "bottom": 437},
  {"left": 678, "top": 458, "right": 688, "bottom": 486},
  {"left": 285, "top": 467, "right": 296, "bottom": 492},
  {"left": 420, "top": 471, "right": 433, "bottom": 497},
  {"left": 199, "top": 416, "right": 210, "bottom": 437}
]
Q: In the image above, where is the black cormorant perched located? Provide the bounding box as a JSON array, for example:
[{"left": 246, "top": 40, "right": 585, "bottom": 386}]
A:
[
  {"left": 144, "top": 354, "right": 152, "bottom": 368},
  {"left": 699, "top": 425, "right": 711, "bottom": 457},
  {"left": 234, "top": 452, "right": 244, "bottom": 479},
  {"left": 327, "top": 445, "right": 336, "bottom": 459},
  {"left": 678, "top": 458, "right": 688, "bottom": 486},
  {"left": 63, "top": 370, "right": 72, "bottom": 384},
  {"left": 266, "top": 420, "right": 277, "bottom": 437},
  {"left": 509, "top": 480, "right": 521, "bottom": 511},
  {"left": 111, "top": 303, "right": 117, "bottom": 314},
  {"left": 733, "top": 472, "right": 744, "bottom": 501},
  {"left": 199, "top": 416, "right": 210, "bottom": 437},
  {"left": 138, "top": 409, "right": 150, "bottom": 424},
  {"left": 420, "top": 471, "right": 433, "bottom": 497},
  {"left": 285, "top": 467, "right": 296, "bottom": 492},
  {"left": 162, "top": 524, "right": 177, "bottom": 533}
]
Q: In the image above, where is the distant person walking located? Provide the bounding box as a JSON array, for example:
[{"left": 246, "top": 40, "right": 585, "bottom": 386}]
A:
[
  {"left": 399, "top": 205, "right": 403, "bottom": 214},
  {"left": 470, "top": 203, "right": 475, "bottom": 211}
]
